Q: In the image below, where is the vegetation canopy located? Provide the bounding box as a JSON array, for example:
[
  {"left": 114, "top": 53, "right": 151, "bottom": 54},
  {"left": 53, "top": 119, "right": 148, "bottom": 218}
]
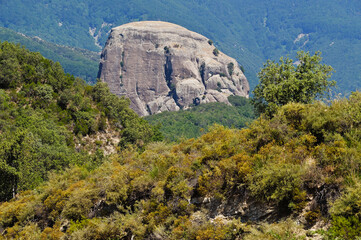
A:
[
  {"left": 0, "top": 41, "right": 160, "bottom": 202},
  {"left": 252, "top": 51, "right": 336, "bottom": 116},
  {"left": 1, "top": 43, "right": 361, "bottom": 239},
  {"left": 145, "top": 96, "right": 255, "bottom": 141}
]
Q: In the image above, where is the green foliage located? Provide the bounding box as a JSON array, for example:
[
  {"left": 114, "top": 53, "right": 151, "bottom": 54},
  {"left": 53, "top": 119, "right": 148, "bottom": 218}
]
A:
[
  {"left": 0, "top": 42, "right": 159, "bottom": 201},
  {"left": 92, "top": 80, "right": 161, "bottom": 147},
  {"left": 247, "top": 162, "right": 305, "bottom": 209},
  {"left": 328, "top": 177, "right": 361, "bottom": 239},
  {"left": 244, "top": 219, "right": 307, "bottom": 240},
  {"left": 304, "top": 210, "right": 321, "bottom": 227},
  {"left": 325, "top": 216, "right": 361, "bottom": 240},
  {"left": 213, "top": 48, "right": 219, "bottom": 56},
  {"left": 0, "top": 127, "right": 250, "bottom": 238},
  {"left": 227, "top": 62, "right": 234, "bottom": 75},
  {"left": 252, "top": 51, "right": 335, "bottom": 116},
  {"left": 0, "top": 27, "right": 99, "bottom": 84},
  {"left": 145, "top": 96, "right": 255, "bottom": 141},
  {"left": 3, "top": 47, "right": 361, "bottom": 238},
  {"left": 0, "top": 41, "right": 73, "bottom": 91}
]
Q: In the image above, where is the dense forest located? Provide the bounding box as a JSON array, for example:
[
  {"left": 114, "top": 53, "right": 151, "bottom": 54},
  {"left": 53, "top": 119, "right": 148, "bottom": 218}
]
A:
[
  {"left": 0, "top": 0, "right": 360, "bottom": 93},
  {"left": 1, "top": 43, "right": 361, "bottom": 239}
]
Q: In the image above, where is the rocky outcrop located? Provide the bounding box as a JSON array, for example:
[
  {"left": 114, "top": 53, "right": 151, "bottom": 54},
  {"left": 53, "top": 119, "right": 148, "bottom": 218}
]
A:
[{"left": 98, "top": 21, "right": 250, "bottom": 116}]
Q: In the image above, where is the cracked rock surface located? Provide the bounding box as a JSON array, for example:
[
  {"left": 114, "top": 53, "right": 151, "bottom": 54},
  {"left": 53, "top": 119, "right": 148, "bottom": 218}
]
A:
[{"left": 98, "top": 21, "right": 250, "bottom": 116}]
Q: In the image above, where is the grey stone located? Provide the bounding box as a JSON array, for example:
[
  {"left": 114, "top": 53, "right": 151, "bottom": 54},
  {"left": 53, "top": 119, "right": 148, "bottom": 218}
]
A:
[{"left": 98, "top": 21, "right": 250, "bottom": 116}]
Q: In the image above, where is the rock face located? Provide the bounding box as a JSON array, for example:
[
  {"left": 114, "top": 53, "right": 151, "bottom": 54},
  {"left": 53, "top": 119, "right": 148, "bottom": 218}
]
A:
[{"left": 98, "top": 21, "right": 250, "bottom": 116}]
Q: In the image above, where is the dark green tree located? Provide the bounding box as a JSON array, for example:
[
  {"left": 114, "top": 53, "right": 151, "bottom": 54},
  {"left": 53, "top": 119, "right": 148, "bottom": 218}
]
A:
[{"left": 251, "top": 51, "right": 335, "bottom": 116}]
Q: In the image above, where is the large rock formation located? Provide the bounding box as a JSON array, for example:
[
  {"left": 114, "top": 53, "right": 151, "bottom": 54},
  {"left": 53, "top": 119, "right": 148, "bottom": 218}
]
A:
[{"left": 98, "top": 21, "right": 250, "bottom": 116}]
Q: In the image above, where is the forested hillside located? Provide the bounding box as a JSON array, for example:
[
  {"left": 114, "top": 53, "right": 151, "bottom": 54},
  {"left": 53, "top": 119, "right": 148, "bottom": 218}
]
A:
[
  {"left": 1, "top": 44, "right": 361, "bottom": 239},
  {"left": 145, "top": 96, "right": 255, "bottom": 141},
  {"left": 0, "top": 0, "right": 360, "bottom": 92},
  {"left": 0, "top": 42, "right": 160, "bottom": 202},
  {"left": 1, "top": 1, "right": 361, "bottom": 235},
  {"left": 3, "top": 91, "right": 361, "bottom": 239},
  {"left": 0, "top": 27, "right": 99, "bottom": 84}
]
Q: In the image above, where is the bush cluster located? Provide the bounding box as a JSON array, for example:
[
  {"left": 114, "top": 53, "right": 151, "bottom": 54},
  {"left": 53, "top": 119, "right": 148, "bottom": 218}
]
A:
[
  {"left": 0, "top": 42, "right": 160, "bottom": 201},
  {"left": 1, "top": 42, "right": 361, "bottom": 239},
  {"left": 3, "top": 91, "right": 361, "bottom": 238}
]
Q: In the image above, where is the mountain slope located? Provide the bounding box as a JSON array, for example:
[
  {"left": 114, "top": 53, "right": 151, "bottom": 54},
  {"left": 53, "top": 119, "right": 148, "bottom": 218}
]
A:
[
  {"left": 0, "top": 0, "right": 360, "bottom": 92},
  {"left": 145, "top": 96, "right": 255, "bottom": 141},
  {"left": 0, "top": 27, "right": 99, "bottom": 84},
  {"left": 0, "top": 42, "right": 160, "bottom": 201},
  {"left": 3, "top": 93, "right": 361, "bottom": 238}
]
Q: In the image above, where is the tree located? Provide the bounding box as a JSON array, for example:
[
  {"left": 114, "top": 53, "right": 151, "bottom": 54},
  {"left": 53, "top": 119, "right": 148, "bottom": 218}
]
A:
[{"left": 251, "top": 51, "right": 336, "bottom": 116}]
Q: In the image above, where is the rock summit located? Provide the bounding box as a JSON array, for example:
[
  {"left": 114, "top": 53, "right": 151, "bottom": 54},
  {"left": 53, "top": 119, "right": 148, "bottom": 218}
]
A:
[{"left": 98, "top": 21, "right": 250, "bottom": 116}]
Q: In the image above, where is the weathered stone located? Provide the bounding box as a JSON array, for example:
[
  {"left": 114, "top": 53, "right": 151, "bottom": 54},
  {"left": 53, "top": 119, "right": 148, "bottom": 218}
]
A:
[{"left": 98, "top": 21, "right": 250, "bottom": 116}]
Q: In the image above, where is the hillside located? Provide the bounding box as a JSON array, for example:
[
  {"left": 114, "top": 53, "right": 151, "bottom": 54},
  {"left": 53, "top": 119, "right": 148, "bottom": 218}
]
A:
[
  {"left": 0, "top": 42, "right": 160, "bottom": 202},
  {"left": 0, "top": 0, "right": 360, "bottom": 93},
  {"left": 2, "top": 90, "right": 361, "bottom": 238},
  {"left": 1, "top": 43, "right": 361, "bottom": 239},
  {"left": 145, "top": 96, "right": 255, "bottom": 141},
  {"left": 0, "top": 27, "right": 99, "bottom": 84},
  {"left": 1, "top": 10, "right": 361, "bottom": 237}
]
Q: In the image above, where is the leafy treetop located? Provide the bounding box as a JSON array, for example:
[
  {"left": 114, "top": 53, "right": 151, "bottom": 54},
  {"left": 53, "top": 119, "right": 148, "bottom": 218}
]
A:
[{"left": 251, "top": 51, "right": 336, "bottom": 116}]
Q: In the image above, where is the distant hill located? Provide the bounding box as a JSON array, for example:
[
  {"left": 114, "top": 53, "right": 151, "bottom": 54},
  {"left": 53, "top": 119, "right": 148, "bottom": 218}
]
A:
[
  {"left": 145, "top": 96, "right": 255, "bottom": 141},
  {"left": 0, "top": 0, "right": 360, "bottom": 93},
  {"left": 0, "top": 27, "right": 99, "bottom": 84}
]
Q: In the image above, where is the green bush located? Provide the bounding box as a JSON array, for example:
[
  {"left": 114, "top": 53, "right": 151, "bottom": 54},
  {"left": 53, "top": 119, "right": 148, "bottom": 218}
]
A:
[
  {"left": 213, "top": 48, "right": 219, "bottom": 56},
  {"left": 247, "top": 162, "right": 305, "bottom": 208},
  {"left": 331, "top": 177, "right": 361, "bottom": 218},
  {"left": 227, "top": 62, "right": 234, "bottom": 75},
  {"left": 244, "top": 219, "right": 306, "bottom": 240},
  {"left": 325, "top": 216, "right": 361, "bottom": 240}
]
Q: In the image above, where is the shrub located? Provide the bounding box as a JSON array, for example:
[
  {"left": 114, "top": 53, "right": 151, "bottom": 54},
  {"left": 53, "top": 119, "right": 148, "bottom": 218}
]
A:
[
  {"left": 325, "top": 216, "right": 361, "bottom": 240},
  {"left": 331, "top": 177, "right": 361, "bottom": 218},
  {"left": 213, "top": 48, "right": 219, "bottom": 56},
  {"left": 34, "top": 84, "right": 54, "bottom": 105},
  {"left": 247, "top": 162, "right": 305, "bottom": 209},
  {"left": 244, "top": 219, "right": 306, "bottom": 240},
  {"left": 227, "top": 62, "right": 234, "bottom": 75},
  {"left": 240, "top": 65, "right": 245, "bottom": 73},
  {"left": 73, "top": 111, "right": 97, "bottom": 135},
  {"left": 305, "top": 209, "right": 321, "bottom": 227}
]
